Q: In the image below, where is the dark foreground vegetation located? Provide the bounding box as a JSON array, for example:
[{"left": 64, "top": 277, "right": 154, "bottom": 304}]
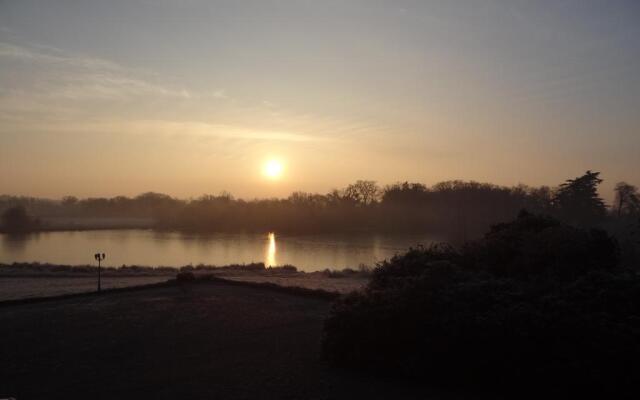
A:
[
  {"left": 2, "top": 171, "right": 639, "bottom": 238},
  {"left": 323, "top": 211, "right": 640, "bottom": 396}
]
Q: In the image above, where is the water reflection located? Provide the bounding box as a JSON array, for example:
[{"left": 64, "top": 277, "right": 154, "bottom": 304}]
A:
[
  {"left": 0, "top": 230, "right": 443, "bottom": 271},
  {"left": 1, "top": 233, "right": 34, "bottom": 253},
  {"left": 266, "top": 232, "right": 277, "bottom": 266}
]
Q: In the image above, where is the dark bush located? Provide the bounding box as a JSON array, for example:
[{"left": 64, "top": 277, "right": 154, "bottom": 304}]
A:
[
  {"left": 268, "top": 265, "right": 297, "bottom": 273},
  {"left": 461, "top": 210, "right": 619, "bottom": 280},
  {"left": 323, "top": 213, "right": 638, "bottom": 395},
  {"left": 176, "top": 271, "right": 196, "bottom": 282},
  {"left": 239, "top": 263, "right": 266, "bottom": 271},
  {"left": 369, "top": 243, "right": 459, "bottom": 290}
]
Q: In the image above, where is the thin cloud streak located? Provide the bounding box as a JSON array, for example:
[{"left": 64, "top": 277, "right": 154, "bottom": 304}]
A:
[
  {"left": 0, "top": 41, "right": 379, "bottom": 144},
  {"left": 2, "top": 118, "right": 336, "bottom": 143},
  {"left": 0, "top": 42, "right": 123, "bottom": 72},
  {"left": 0, "top": 41, "right": 190, "bottom": 101}
]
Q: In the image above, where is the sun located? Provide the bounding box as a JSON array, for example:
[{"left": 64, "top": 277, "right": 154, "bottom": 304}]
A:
[{"left": 263, "top": 159, "right": 284, "bottom": 179}]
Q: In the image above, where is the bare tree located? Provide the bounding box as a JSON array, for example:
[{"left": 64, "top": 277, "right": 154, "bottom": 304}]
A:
[
  {"left": 614, "top": 182, "right": 640, "bottom": 217},
  {"left": 343, "top": 180, "right": 381, "bottom": 206}
]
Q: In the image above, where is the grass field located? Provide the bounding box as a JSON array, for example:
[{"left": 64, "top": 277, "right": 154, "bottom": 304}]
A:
[
  {"left": 0, "top": 281, "right": 461, "bottom": 400},
  {"left": 0, "top": 263, "right": 369, "bottom": 301}
]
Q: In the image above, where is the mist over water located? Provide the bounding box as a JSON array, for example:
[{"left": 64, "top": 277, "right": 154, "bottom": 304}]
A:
[{"left": 0, "top": 230, "right": 442, "bottom": 272}]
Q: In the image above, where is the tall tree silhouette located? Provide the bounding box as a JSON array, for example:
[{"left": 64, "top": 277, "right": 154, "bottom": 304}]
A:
[
  {"left": 614, "top": 182, "right": 640, "bottom": 217},
  {"left": 553, "top": 170, "right": 606, "bottom": 225}
]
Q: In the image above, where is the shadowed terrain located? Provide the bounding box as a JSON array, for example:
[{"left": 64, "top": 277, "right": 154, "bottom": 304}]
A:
[{"left": 0, "top": 282, "right": 457, "bottom": 400}]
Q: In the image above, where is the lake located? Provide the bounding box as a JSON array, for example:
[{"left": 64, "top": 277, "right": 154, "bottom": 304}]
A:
[{"left": 0, "top": 230, "right": 443, "bottom": 272}]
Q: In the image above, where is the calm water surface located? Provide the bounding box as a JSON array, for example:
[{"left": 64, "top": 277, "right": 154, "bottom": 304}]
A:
[{"left": 0, "top": 230, "right": 443, "bottom": 272}]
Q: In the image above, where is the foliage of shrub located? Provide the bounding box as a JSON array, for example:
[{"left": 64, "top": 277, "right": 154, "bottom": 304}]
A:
[
  {"left": 268, "top": 264, "right": 298, "bottom": 273},
  {"left": 323, "top": 266, "right": 372, "bottom": 278},
  {"left": 176, "top": 271, "right": 196, "bottom": 282},
  {"left": 460, "top": 210, "right": 619, "bottom": 280},
  {"left": 323, "top": 212, "right": 639, "bottom": 395}
]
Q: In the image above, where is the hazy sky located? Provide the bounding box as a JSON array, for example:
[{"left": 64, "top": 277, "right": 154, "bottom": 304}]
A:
[{"left": 1, "top": 0, "right": 639, "bottom": 201}]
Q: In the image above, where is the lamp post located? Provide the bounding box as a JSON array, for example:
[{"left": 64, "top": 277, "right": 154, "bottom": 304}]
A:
[{"left": 94, "top": 253, "right": 106, "bottom": 292}]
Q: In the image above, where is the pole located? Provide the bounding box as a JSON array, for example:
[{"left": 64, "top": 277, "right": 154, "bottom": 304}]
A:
[{"left": 95, "top": 252, "right": 105, "bottom": 293}]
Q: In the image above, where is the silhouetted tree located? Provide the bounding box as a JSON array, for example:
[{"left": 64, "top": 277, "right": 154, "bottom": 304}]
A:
[
  {"left": 1, "top": 206, "right": 38, "bottom": 233},
  {"left": 523, "top": 185, "right": 554, "bottom": 214},
  {"left": 614, "top": 182, "right": 640, "bottom": 217},
  {"left": 61, "top": 196, "right": 78, "bottom": 207},
  {"left": 553, "top": 170, "right": 606, "bottom": 225},
  {"left": 343, "top": 180, "right": 380, "bottom": 206},
  {"left": 382, "top": 182, "right": 429, "bottom": 206}
]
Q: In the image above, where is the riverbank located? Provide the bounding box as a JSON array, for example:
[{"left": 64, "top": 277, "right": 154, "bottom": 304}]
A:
[{"left": 0, "top": 280, "right": 460, "bottom": 400}]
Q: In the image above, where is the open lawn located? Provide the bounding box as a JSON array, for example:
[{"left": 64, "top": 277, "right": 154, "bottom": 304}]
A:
[{"left": 0, "top": 281, "right": 460, "bottom": 400}]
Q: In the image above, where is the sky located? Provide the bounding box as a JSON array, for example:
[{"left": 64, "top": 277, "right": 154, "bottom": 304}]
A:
[{"left": 1, "top": 0, "right": 639, "bottom": 201}]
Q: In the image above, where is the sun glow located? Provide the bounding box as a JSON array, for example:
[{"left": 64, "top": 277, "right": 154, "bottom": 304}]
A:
[{"left": 263, "top": 159, "right": 284, "bottom": 179}]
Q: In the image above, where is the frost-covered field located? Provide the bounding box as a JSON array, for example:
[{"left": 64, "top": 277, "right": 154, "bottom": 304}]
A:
[
  {"left": 0, "top": 263, "right": 369, "bottom": 301},
  {"left": 0, "top": 276, "right": 172, "bottom": 301},
  {"left": 215, "top": 271, "right": 368, "bottom": 294}
]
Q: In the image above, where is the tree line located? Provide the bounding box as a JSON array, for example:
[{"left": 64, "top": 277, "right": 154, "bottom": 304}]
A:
[{"left": 1, "top": 170, "right": 639, "bottom": 236}]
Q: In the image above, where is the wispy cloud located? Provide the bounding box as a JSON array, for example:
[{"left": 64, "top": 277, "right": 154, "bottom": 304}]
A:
[
  {"left": 0, "top": 41, "right": 381, "bottom": 145},
  {"left": 0, "top": 42, "right": 122, "bottom": 72},
  {"left": 52, "top": 74, "right": 191, "bottom": 101},
  {"left": 212, "top": 89, "right": 228, "bottom": 99},
  {"left": 122, "top": 120, "right": 335, "bottom": 143},
  {"left": 0, "top": 41, "right": 190, "bottom": 101},
  {"left": 2, "top": 118, "right": 335, "bottom": 143}
]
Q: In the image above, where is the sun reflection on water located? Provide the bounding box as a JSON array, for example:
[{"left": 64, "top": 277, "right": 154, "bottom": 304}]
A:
[{"left": 266, "top": 232, "right": 277, "bottom": 267}]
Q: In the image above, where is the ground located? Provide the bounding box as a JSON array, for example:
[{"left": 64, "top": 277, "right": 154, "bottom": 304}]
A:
[
  {"left": 0, "top": 266, "right": 368, "bottom": 301},
  {"left": 0, "top": 276, "right": 172, "bottom": 301},
  {"left": 0, "top": 281, "right": 458, "bottom": 400}
]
